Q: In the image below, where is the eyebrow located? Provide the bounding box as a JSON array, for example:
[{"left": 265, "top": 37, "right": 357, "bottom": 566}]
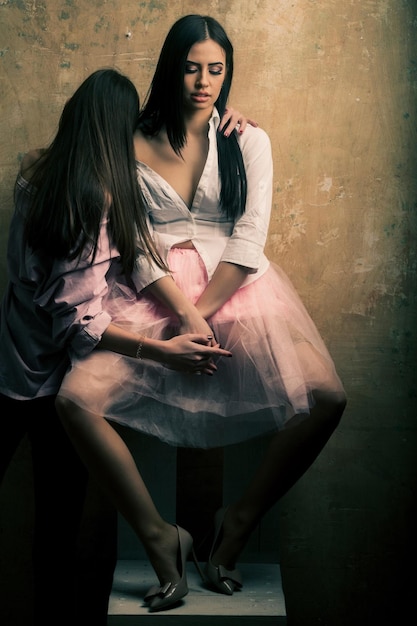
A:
[{"left": 186, "top": 60, "right": 225, "bottom": 67}]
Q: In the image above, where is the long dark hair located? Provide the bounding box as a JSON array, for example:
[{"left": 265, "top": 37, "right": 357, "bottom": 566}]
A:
[
  {"left": 138, "top": 14, "right": 247, "bottom": 219},
  {"left": 24, "top": 68, "right": 166, "bottom": 274}
]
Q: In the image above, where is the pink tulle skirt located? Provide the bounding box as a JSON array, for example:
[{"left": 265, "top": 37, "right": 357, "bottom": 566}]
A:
[{"left": 59, "top": 248, "right": 345, "bottom": 448}]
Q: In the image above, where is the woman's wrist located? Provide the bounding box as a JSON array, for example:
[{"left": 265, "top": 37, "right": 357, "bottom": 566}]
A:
[
  {"left": 134, "top": 335, "right": 165, "bottom": 364},
  {"left": 177, "top": 303, "right": 207, "bottom": 325},
  {"left": 135, "top": 336, "right": 145, "bottom": 359}
]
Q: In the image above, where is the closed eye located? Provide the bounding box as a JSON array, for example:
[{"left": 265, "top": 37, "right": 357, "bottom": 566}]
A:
[{"left": 185, "top": 62, "right": 224, "bottom": 75}]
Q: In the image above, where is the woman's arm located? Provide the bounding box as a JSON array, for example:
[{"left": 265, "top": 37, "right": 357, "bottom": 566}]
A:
[
  {"left": 97, "top": 321, "right": 232, "bottom": 375},
  {"left": 195, "top": 261, "right": 249, "bottom": 320},
  {"left": 143, "top": 275, "right": 215, "bottom": 338},
  {"left": 196, "top": 129, "right": 273, "bottom": 322},
  {"left": 143, "top": 265, "right": 249, "bottom": 346}
]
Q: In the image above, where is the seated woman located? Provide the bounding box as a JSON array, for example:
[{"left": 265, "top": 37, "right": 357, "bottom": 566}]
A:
[{"left": 56, "top": 15, "right": 347, "bottom": 613}]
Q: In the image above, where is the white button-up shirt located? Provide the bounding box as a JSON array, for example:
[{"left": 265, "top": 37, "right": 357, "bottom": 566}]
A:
[{"left": 133, "top": 109, "right": 273, "bottom": 292}]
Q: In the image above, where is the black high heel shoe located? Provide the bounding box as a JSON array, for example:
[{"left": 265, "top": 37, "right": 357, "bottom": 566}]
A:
[
  {"left": 204, "top": 507, "right": 243, "bottom": 595},
  {"left": 144, "top": 525, "right": 204, "bottom": 612}
]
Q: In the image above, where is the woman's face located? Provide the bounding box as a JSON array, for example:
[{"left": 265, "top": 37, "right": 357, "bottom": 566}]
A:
[{"left": 183, "top": 38, "right": 227, "bottom": 113}]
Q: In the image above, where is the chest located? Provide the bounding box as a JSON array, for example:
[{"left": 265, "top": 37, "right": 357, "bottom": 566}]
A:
[{"left": 137, "top": 133, "right": 209, "bottom": 209}]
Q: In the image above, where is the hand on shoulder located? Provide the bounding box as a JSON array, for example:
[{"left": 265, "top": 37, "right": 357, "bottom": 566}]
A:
[{"left": 219, "top": 107, "right": 258, "bottom": 137}]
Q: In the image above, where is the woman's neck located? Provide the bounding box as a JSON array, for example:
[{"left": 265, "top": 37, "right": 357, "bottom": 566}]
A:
[{"left": 184, "top": 107, "right": 213, "bottom": 138}]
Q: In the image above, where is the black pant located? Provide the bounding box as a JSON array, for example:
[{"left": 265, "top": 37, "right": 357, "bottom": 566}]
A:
[{"left": 0, "top": 394, "right": 118, "bottom": 626}]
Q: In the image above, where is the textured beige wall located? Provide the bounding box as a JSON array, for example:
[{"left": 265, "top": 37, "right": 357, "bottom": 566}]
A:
[{"left": 0, "top": 1, "right": 416, "bottom": 625}]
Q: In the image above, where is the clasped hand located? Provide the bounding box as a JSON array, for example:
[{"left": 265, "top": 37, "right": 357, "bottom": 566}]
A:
[{"left": 162, "top": 333, "right": 232, "bottom": 375}]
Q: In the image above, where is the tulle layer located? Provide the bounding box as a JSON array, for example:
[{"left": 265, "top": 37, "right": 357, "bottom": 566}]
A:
[{"left": 59, "top": 248, "right": 344, "bottom": 448}]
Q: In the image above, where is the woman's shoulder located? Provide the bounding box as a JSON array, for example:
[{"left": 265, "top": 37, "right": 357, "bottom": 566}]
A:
[
  {"left": 20, "top": 149, "right": 45, "bottom": 180},
  {"left": 238, "top": 122, "right": 270, "bottom": 141},
  {"left": 134, "top": 128, "right": 173, "bottom": 169},
  {"left": 237, "top": 123, "right": 272, "bottom": 154}
]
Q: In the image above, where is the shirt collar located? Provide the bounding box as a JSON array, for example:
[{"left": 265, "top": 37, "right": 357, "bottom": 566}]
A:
[{"left": 210, "top": 107, "right": 221, "bottom": 130}]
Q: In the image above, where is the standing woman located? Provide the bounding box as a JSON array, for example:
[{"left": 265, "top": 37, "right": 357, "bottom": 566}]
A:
[
  {"left": 0, "top": 67, "right": 233, "bottom": 624},
  {"left": 57, "top": 14, "right": 347, "bottom": 608}
]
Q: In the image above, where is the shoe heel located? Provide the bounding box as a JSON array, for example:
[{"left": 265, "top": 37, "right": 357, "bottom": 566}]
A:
[{"left": 204, "top": 507, "right": 243, "bottom": 595}]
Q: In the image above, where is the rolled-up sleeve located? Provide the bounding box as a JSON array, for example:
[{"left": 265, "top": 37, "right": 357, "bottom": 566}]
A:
[
  {"left": 220, "top": 127, "right": 273, "bottom": 272},
  {"left": 131, "top": 226, "right": 171, "bottom": 292},
  {"left": 30, "top": 224, "right": 118, "bottom": 358}
]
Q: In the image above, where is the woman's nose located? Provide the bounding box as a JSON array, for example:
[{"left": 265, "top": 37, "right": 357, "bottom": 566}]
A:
[{"left": 196, "top": 70, "right": 209, "bottom": 87}]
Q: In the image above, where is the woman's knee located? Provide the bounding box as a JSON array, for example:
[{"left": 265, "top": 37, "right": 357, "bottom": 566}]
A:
[
  {"left": 54, "top": 395, "right": 74, "bottom": 424},
  {"left": 313, "top": 387, "right": 347, "bottom": 425},
  {"left": 332, "top": 390, "right": 347, "bottom": 422}
]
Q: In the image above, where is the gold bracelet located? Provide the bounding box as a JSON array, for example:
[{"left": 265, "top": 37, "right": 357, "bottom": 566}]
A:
[{"left": 135, "top": 336, "right": 144, "bottom": 360}]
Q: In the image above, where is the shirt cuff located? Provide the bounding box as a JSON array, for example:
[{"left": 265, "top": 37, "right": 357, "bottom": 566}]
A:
[
  {"left": 132, "top": 257, "right": 169, "bottom": 292},
  {"left": 220, "top": 239, "right": 263, "bottom": 272},
  {"left": 70, "top": 310, "right": 112, "bottom": 358}
]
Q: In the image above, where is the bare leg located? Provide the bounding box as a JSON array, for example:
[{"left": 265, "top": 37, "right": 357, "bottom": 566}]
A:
[
  {"left": 56, "top": 396, "right": 181, "bottom": 587},
  {"left": 211, "top": 387, "right": 347, "bottom": 570}
]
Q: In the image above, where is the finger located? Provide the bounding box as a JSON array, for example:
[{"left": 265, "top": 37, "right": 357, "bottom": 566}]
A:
[
  {"left": 212, "top": 346, "right": 232, "bottom": 357},
  {"left": 237, "top": 118, "right": 247, "bottom": 134},
  {"left": 221, "top": 120, "right": 233, "bottom": 137},
  {"left": 237, "top": 117, "right": 259, "bottom": 135},
  {"left": 218, "top": 107, "right": 233, "bottom": 131},
  {"left": 190, "top": 334, "right": 215, "bottom": 346}
]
